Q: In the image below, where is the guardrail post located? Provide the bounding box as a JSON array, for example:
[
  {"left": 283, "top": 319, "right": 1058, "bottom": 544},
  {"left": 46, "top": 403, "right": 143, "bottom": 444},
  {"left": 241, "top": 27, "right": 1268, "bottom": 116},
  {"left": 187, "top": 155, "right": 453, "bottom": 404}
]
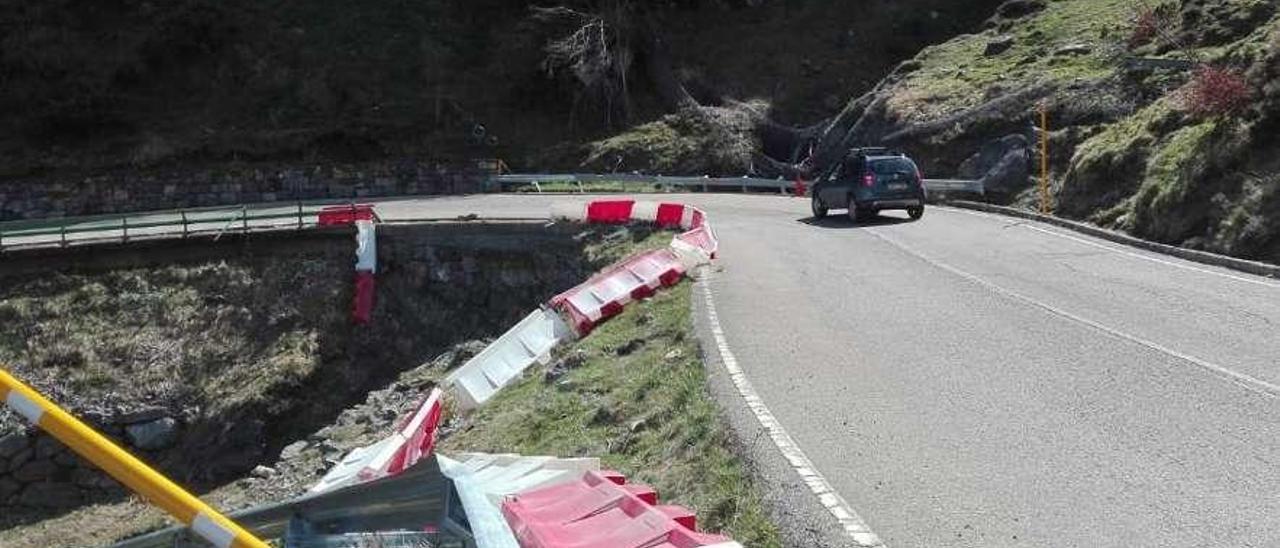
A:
[
  {"left": 241, "top": 206, "right": 249, "bottom": 234},
  {"left": 0, "top": 368, "right": 270, "bottom": 548},
  {"left": 297, "top": 202, "right": 304, "bottom": 230},
  {"left": 180, "top": 210, "right": 189, "bottom": 239},
  {"left": 121, "top": 216, "right": 129, "bottom": 243},
  {"left": 60, "top": 224, "right": 68, "bottom": 247}
]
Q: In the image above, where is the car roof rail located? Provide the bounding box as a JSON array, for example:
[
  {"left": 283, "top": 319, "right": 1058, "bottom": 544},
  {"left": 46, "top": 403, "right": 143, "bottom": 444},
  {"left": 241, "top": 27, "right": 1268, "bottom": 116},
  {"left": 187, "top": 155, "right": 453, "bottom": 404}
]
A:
[{"left": 847, "top": 146, "right": 904, "bottom": 157}]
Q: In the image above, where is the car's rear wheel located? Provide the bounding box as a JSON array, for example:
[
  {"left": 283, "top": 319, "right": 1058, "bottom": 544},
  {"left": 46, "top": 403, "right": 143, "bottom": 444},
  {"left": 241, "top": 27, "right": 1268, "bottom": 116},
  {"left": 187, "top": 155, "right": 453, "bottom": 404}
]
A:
[
  {"left": 811, "top": 195, "right": 828, "bottom": 219},
  {"left": 908, "top": 206, "right": 925, "bottom": 220}
]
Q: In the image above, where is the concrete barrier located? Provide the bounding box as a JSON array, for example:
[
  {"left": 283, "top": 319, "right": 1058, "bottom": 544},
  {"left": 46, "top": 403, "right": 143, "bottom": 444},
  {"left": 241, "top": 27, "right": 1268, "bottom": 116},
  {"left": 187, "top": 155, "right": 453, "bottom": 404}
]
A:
[{"left": 950, "top": 201, "right": 1280, "bottom": 279}]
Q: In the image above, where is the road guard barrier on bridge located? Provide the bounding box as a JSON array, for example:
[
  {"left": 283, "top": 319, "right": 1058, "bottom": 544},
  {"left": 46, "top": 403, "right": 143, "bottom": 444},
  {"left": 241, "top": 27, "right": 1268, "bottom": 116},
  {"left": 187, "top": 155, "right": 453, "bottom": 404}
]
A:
[
  {"left": 549, "top": 249, "right": 687, "bottom": 336},
  {"left": 317, "top": 205, "right": 380, "bottom": 324},
  {"left": 310, "top": 388, "right": 444, "bottom": 494},
  {"left": 439, "top": 453, "right": 601, "bottom": 548},
  {"left": 446, "top": 308, "right": 574, "bottom": 409},
  {"left": 501, "top": 470, "right": 742, "bottom": 548},
  {"left": 0, "top": 368, "right": 270, "bottom": 548}
]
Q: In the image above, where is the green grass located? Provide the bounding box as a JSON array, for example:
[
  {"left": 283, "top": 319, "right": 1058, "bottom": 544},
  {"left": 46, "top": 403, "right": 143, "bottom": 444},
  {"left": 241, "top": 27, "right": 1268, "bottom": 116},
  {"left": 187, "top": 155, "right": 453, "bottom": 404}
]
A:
[
  {"left": 442, "top": 235, "right": 782, "bottom": 547},
  {"left": 888, "top": 0, "right": 1132, "bottom": 121}
]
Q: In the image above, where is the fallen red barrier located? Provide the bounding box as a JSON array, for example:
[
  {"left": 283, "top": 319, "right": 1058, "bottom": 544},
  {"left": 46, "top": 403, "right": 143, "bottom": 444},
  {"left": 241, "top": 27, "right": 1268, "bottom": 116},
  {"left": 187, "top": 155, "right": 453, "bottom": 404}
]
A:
[
  {"left": 501, "top": 470, "right": 739, "bottom": 548},
  {"left": 380, "top": 388, "right": 445, "bottom": 477}
]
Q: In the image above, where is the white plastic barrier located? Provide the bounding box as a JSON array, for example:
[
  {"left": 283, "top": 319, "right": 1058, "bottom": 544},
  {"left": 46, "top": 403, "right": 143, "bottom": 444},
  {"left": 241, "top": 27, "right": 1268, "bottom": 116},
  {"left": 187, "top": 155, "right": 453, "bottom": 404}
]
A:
[
  {"left": 354, "top": 219, "right": 377, "bottom": 273},
  {"left": 309, "top": 388, "right": 443, "bottom": 494},
  {"left": 445, "top": 308, "right": 574, "bottom": 410},
  {"left": 439, "top": 452, "right": 600, "bottom": 548}
]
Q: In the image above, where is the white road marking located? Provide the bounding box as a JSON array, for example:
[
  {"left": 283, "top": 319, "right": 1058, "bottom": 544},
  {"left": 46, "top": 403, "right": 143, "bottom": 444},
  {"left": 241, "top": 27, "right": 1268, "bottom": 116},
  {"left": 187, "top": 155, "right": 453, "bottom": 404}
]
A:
[
  {"left": 698, "top": 271, "right": 885, "bottom": 547},
  {"left": 938, "top": 206, "right": 1280, "bottom": 289},
  {"left": 867, "top": 228, "right": 1280, "bottom": 400}
]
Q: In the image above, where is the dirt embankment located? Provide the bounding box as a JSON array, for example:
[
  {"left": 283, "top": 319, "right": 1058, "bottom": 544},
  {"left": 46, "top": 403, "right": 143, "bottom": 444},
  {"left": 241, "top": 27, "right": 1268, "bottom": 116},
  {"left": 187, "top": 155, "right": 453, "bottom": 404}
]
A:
[{"left": 0, "top": 223, "right": 600, "bottom": 526}]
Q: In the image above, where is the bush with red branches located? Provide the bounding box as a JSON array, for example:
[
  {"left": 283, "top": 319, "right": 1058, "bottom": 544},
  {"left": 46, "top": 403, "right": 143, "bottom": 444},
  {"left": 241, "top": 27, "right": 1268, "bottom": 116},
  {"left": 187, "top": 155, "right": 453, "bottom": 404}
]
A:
[
  {"left": 1129, "top": 7, "right": 1159, "bottom": 48},
  {"left": 1180, "top": 64, "right": 1253, "bottom": 117}
]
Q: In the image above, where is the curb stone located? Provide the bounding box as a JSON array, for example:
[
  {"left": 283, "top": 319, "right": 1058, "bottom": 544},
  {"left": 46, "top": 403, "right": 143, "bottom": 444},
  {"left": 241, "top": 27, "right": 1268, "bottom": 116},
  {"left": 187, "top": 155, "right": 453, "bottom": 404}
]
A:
[{"left": 948, "top": 201, "right": 1280, "bottom": 280}]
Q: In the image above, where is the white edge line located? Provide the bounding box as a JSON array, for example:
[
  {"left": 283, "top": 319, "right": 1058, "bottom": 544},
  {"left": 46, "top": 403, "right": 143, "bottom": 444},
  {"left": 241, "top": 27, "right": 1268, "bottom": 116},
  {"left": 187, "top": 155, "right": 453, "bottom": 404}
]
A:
[
  {"left": 866, "top": 228, "right": 1280, "bottom": 400},
  {"left": 938, "top": 206, "right": 1280, "bottom": 290},
  {"left": 698, "top": 271, "right": 885, "bottom": 547}
]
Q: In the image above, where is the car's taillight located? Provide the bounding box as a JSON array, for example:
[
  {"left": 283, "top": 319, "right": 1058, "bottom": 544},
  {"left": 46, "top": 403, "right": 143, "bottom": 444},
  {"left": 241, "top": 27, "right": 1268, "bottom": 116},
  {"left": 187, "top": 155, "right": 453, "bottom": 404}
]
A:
[{"left": 862, "top": 172, "right": 876, "bottom": 187}]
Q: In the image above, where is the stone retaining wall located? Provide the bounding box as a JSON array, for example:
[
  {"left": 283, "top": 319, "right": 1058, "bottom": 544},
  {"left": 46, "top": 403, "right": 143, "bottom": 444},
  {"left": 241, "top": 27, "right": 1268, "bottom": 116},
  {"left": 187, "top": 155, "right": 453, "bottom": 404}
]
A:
[
  {"left": 0, "top": 409, "right": 178, "bottom": 511},
  {"left": 0, "top": 162, "right": 485, "bottom": 221}
]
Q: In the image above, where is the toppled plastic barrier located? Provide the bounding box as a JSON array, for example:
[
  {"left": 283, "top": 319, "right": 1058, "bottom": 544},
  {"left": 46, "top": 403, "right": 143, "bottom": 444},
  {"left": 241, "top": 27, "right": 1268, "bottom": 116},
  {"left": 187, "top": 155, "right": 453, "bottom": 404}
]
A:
[
  {"left": 311, "top": 388, "right": 443, "bottom": 494},
  {"left": 501, "top": 470, "right": 743, "bottom": 548},
  {"left": 438, "top": 453, "right": 601, "bottom": 548},
  {"left": 445, "top": 308, "right": 574, "bottom": 410}
]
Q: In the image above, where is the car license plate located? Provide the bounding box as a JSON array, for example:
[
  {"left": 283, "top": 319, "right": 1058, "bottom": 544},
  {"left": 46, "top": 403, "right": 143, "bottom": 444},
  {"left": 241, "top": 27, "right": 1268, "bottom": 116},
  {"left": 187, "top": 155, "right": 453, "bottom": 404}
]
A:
[{"left": 888, "top": 183, "right": 908, "bottom": 191}]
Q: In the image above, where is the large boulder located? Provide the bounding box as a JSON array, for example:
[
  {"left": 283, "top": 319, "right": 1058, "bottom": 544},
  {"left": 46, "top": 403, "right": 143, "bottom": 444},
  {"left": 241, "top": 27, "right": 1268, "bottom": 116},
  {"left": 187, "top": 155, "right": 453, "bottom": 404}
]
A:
[
  {"left": 125, "top": 417, "right": 178, "bottom": 451},
  {"left": 959, "top": 134, "right": 1031, "bottom": 195}
]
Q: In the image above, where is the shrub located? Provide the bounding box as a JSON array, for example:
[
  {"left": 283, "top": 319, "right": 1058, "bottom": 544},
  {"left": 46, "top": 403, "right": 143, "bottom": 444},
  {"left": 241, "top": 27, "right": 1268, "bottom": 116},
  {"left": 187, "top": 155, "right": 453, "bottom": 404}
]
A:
[
  {"left": 1179, "top": 64, "right": 1253, "bottom": 117},
  {"left": 1129, "top": 7, "right": 1160, "bottom": 48}
]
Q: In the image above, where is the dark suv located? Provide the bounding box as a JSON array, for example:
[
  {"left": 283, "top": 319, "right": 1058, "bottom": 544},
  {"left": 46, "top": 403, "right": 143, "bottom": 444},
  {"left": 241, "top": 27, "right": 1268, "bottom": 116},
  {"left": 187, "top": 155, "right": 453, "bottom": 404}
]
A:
[{"left": 810, "top": 148, "right": 926, "bottom": 222}]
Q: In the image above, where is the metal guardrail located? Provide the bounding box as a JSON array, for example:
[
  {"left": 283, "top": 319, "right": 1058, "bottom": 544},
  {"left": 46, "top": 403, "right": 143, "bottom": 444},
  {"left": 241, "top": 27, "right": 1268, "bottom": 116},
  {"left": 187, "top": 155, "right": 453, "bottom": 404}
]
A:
[
  {"left": 0, "top": 201, "right": 377, "bottom": 252},
  {"left": 488, "top": 173, "right": 796, "bottom": 194},
  {"left": 489, "top": 173, "right": 983, "bottom": 197},
  {"left": 112, "top": 458, "right": 452, "bottom": 548}
]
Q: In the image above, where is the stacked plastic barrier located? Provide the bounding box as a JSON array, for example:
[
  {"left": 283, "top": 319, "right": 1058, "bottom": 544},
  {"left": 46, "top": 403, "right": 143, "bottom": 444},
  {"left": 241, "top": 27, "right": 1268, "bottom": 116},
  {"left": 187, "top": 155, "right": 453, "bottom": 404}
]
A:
[
  {"left": 309, "top": 388, "right": 443, "bottom": 494},
  {"left": 438, "top": 453, "right": 602, "bottom": 548},
  {"left": 317, "top": 204, "right": 379, "bottom": 324},
  {"left": 501, "top": 470, "right": 743, "bottom": 548}
]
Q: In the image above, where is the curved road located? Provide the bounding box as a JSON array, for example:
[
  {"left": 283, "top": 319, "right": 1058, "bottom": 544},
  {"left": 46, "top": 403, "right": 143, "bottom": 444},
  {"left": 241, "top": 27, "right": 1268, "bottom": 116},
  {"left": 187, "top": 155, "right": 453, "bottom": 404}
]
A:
[
  {"left": 15, "top": 193, "right": 1280, "bottom": 547},
  {"left": 383, "top": 193, "right": 1280, "bottom": 547}
]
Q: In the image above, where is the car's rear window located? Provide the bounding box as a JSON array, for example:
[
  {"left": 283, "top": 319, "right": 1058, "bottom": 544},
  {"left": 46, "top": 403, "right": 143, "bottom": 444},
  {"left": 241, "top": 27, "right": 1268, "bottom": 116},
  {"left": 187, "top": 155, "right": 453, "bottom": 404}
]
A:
[{"left": 871, "top": 158, "right": 916, "bottom": 175}]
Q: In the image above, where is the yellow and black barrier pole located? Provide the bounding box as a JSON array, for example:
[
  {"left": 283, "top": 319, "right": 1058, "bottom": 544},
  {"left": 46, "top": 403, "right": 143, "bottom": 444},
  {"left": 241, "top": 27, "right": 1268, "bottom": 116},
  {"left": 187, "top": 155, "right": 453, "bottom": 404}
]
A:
[{"left": 0, "top": 367, "right": 269, "bottom": 548}]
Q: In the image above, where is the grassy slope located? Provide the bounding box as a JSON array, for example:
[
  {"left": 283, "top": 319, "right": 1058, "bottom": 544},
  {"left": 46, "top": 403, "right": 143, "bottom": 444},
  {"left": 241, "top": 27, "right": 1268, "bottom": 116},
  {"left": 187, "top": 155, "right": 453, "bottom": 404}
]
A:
[
  {"left": 441, "top": 230, "right": 781, "bottom": 546},
  {"left": 888, "top": 0, "right": 1130, "bottom": 123},
  {"left": 882, "top": 0, "right": 1280, "bottom": 261}
]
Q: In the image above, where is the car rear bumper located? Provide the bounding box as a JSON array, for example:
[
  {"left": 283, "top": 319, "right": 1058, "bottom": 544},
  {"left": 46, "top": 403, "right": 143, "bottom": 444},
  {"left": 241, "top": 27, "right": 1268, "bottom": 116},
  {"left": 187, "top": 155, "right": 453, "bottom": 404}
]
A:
[{"left": 862, "top": 198, "right": 923, "bottom": 209}]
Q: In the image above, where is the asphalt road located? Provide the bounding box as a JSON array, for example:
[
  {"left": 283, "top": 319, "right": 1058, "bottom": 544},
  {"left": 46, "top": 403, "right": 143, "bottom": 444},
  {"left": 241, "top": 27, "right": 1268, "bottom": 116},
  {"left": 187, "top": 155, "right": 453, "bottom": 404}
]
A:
[
  {"left": 374, "top": 193, "right": 1280, "bottom": 547},
  {"left": 17, "top": 193, "right": 1280, "bottom": 547}
]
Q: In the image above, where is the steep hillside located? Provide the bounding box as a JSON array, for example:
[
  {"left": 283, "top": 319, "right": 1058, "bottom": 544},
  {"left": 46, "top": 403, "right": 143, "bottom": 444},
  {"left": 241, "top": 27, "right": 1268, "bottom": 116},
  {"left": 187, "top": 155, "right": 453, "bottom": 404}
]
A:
[
  {"left": 843, "top": 0, "right": 1280, "bottom": 262},
  {"left": 0, "top": 0, "right": 999, "bottom": 178}
]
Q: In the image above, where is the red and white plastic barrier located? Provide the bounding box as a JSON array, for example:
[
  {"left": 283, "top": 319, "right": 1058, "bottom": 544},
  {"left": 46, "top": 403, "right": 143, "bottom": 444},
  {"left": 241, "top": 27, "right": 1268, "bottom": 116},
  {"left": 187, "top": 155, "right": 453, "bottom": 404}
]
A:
[
  {"left": 447, "top": 199, "right": 719, "bottom": 406},
  {"left": 316, "top": 205, "right": 380, "bottom": 324},
  {"left": 549, "top": 249, "right": 686, "bottom": 336},
  {"left": 318, "top": 204, "right": 377, "bottom": 226},
  {"left": 309, "top": 387, "right": 444, "bottom": 494},
  {"left": 501, "top": 470, "right": 742, "bottom": 548}
]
